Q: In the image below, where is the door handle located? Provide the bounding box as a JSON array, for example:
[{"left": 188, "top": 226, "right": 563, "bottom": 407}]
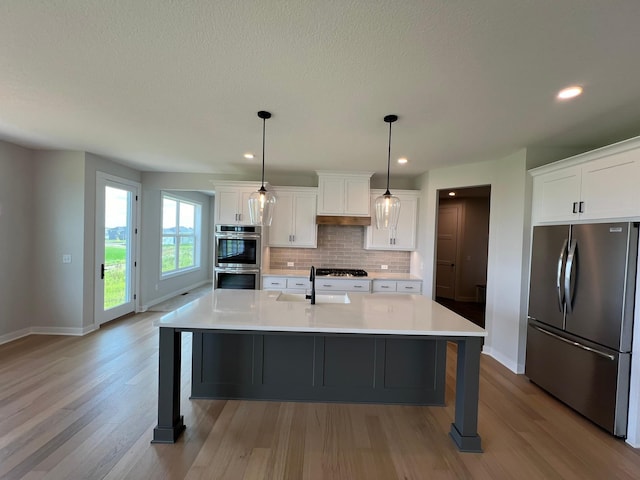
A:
[
  {"left": 101, "top": 263, "right": 105, "bottom": 279},
  {"left": 556, "top": 238, "right": 568, "bottom": 313}
]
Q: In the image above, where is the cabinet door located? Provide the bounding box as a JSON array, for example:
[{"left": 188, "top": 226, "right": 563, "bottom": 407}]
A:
[
  {"left": 579, "top": 151, "right": 640, "bottom": 220},
  {"left": 397, "top": 281, "right": 422, "bottom": 294},
  {"left": 365, "top": 193, "right": 418, "bottom": 250},
  {"left": 238, "top": 189, "right": 256, "bottom": 224},
  {"left": 315, "top": 279, "right": 371, "bottom": 292},
  {"left": 292, "top": 193, "right": 317, "bottom": 247},
  {"left": 532, "top": 166, "right": 582, "bottom": 223},
  {"left": 372, "top": 280, "right": 397, "bottom": 293},
  {"left": 392, "top": 195, "right": 418, "bottom": 250},
  {"left": 262, "top": 276, "right": 288, "bottom": 290},
  {"left": 215, "top": 187, "right": 259, "bottom": 225},
  {"left": 318, "top": 177, "right": 345, "bottom": 214},
  {"left": 216, "top": 189, "right": 242, "bottom": 224},
  {"left": 344, "top": 177, "right": 370, "bottom": 215},
  {"left": 268, "top": 192, "right": 294, "bottom": 246}
]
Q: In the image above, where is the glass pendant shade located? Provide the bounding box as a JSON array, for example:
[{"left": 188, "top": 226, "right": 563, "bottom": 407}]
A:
[
  {"left": 248, "top": 186, "right": 276, "bottom": 226},
  {"left": 375, "top": 114, "right": 401, "bottom": 230},
  {"left": 374, "top": 191, "right": 401, "bottom": 230}
]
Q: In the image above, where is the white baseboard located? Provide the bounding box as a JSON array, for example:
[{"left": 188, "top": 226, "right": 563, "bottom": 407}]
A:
[
  {"left": 140, "top": 279, "right": 211, "bottom": 312},
  {"left": 31, "top": 324, "right": 98, "bottom": 336},
  {"left": 482, "top": 346, "right": 522, "bottom": 373},
  {"left": 0, "top": 328, "right": 32, "bottom": 346},
  {"left": 0, "top": 324, "right": 98, "bottom": 346}
]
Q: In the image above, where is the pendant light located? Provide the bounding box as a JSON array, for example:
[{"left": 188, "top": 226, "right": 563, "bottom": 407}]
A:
[
  {"left": 374, "top": 114, "right": 401, "bottom": 230},
  {"left": 248, "top": 110, "right": 276, "bottom": 226}
]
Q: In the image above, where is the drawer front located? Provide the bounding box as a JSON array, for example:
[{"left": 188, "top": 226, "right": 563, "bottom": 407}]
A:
[
  {"left": 262, "top": 277, "right": 288, "bottom": 290},
  {"left": 397, "top": 281, "right": 422, "bottom": 294},
  {"left": 315, "top": 279, "right": 371, "bottom": 292},
  {"left": 373, "top": 280, "right": 397, "bottom": 292},
  {"left": 287, "top": 278, "right": 310, "bottom": 290}
]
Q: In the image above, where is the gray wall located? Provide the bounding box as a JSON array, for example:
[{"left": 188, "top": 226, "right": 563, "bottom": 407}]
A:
[
  {"left": 32, "top": 150, "right": 86, "bottom": 332},
  {"left": 139, "top": 188, "right": 213, "bottom": 309},
  {"left": 413, "top": 149, "right": 532, "bottom": 373},
  {"left": 0, "top": 141, "right": 35, "bottom": 341}
]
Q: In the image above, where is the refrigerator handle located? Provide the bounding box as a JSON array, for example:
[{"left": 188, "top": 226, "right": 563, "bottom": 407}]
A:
[
  {"left": 564, "top": 239, "right": 577, "bottom": 314},
  {"left": 530, "top": 324, "right": 615, "bottom": 361},
  {"left": 556, "top": 238, "right": 568, "bottom": 312}
]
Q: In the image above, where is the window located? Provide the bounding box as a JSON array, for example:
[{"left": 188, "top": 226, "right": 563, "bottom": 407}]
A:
[{"left": 161, "top": 193, "right": 202, "bottom": 276}]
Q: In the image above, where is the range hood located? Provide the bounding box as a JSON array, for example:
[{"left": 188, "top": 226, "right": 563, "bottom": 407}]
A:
[{"left": 316, "top": 215, "right": 371, "bottom": 226}]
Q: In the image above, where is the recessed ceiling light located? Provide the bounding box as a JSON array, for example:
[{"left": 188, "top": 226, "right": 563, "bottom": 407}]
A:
[
  {"left": 243, "top": 153, "right": 254, "bottom": 159},
  {"left": 557, "top": 85, "right": 583, "bottom": 100},
  {"left": 397, "top": 157, "right": 408, "bottom": 164},
  {"left": 448, "top": 192, "right": 456, "bottom": 197}
]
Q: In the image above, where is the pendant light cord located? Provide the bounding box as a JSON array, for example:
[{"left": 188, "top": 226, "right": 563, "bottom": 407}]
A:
[
  {"left": 261, "top": 116, "right": 266, "bottom": 188},
  {"left": 385, "top": 120, "right": 392, "bottom": 195}
]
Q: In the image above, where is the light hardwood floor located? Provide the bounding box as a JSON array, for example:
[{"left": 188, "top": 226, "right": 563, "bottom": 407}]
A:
[{"left": 1, "top": 312, "right": 640, "bottom": 479}]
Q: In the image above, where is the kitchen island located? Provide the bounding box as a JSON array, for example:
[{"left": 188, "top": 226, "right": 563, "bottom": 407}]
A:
[{"left": 152, "top": 289, "right": 487, "bottom": 452}]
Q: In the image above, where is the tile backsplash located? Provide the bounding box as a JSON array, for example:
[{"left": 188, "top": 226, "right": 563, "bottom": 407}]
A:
[{"left": 269, "top": 225, "right": 410, "bottom": 273}]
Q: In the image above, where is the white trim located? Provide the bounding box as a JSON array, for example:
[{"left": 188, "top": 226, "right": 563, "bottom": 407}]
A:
[
  {"left": 139, "top": 279, "right": 211, "bottom": 312},
  {"left": 95, "top": 172, "right": 142, "bottom": 326},
  {"left": 482, "top": 347, "right": 522, "bottom": 373},
  {"left": 160, "top": 191, "right": 202, "bottom": 278},
  {"left": 0, "top": 328, "right": 32, "bottom": 346},
  {"left": 0, "top": 325, "right": 98, "bottom": 346},
  {"left": 31, "top": 324, "right": 98, "bottom": 336}
]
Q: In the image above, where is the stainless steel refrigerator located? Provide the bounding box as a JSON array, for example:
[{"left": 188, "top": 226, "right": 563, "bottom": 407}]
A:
[{"left": 525, "top": 222, "right": 638, "bottom": 437}]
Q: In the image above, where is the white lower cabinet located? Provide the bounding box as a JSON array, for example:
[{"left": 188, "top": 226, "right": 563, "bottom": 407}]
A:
[
  {"left": 262, "top": 276, "right": 310, "bottom": 294},
  {"left": 262, "top": 276, "right": 288, "bottom": 290},
  {"left": 372, "top": 279, "right": 422, "bottom": 294},
  {"left": 315, "top": 279, "right": 371, "bottom": 294},
  {"left": 265, "top": 276, "right": 421, "bottom": 295}
]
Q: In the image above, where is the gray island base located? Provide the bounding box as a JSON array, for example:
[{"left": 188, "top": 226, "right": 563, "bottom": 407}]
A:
[{"left": 151, "top": 290, "right": 486, "bottom": 453}]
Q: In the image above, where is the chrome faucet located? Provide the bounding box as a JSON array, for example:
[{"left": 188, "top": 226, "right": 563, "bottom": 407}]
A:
[{"left": 305, "top": 266, "right": 316, "bottom": 304}]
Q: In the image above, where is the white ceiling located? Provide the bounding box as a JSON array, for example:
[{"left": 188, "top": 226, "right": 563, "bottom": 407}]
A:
[{"left": 2, "top": 1, "right": 640, "bottom": 180}]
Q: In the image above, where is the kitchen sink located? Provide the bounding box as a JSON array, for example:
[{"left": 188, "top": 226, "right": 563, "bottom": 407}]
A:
[{"left": 276, "top": 292, "right": 351, "bottom": 304}]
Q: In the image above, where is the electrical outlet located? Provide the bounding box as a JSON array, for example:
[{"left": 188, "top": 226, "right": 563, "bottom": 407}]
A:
[
  {"left": 287, "top": 262, "right": 294, "bottom": 267},
  {"left": 381, "top": 265, "right": 388, "bottom": 270},
  {"left": 62, "top": 254, "right": 72, "bottom": 264}
]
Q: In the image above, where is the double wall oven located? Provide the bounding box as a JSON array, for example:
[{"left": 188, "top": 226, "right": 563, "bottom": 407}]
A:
[{"left": 214, "top": 225, "right": 262, "bottom": 289}]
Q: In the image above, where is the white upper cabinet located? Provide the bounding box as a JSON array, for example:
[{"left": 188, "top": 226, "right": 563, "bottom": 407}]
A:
[
  {"left": 365, "top": 190, "right": 419, "bottom": 251},
  {"left": 214, "top": 182, "right": 260, "bottom": 225},
  {"left": 316, "top": 172, "right": 373, "bottom": 216},
  {"left": 268, "top": 187, "right": 318, "bottom": 248},
  {"left": 531, "top": 139, "right": 640, "bottom": 224}
]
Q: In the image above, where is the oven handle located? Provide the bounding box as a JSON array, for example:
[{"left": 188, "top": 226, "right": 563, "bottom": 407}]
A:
[
  {"left": 215, "top": 233, "right": 261, "bottom": 240},
  {"left": 214, "top": 268, "right": 260, "bottom": 274}
]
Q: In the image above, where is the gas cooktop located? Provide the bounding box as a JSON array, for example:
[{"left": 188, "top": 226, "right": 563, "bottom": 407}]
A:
[{"left": 315, "top": 268, "right": 368, "bottom": 277}]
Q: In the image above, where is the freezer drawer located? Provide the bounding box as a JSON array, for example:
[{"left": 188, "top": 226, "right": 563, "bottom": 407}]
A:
[{"left": 525, "top": 321, "right": 630, "bottom": 437}]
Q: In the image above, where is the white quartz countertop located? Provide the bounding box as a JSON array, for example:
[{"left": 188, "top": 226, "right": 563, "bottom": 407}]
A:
[
  {"left": 155, "top": 289, "right": 486, "bottom": 337},
  {"left": 261, "top": 269, "right": 422, "bottom": 281}
]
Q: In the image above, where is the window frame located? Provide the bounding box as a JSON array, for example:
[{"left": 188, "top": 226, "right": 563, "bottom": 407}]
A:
[{"left": 160, "top": 192, "right": 202, "bottom": 278}]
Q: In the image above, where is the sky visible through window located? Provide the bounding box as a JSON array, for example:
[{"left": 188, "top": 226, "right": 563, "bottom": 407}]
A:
[{"left": 105, "top": 186, "right": 129, "bottom": 228}]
